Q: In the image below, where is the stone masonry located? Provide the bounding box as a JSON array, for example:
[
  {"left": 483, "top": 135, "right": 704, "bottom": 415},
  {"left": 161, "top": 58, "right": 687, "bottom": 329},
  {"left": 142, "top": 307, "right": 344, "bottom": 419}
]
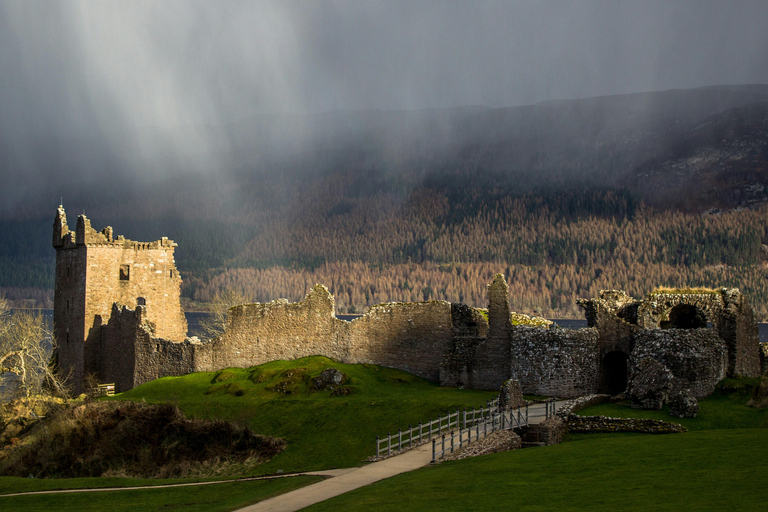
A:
[
  {"left": 53, "top": 206, "right": 187, "bottom": 393},
  {"left": 52, "top": 208, "right": 764, "bottom": 397}
]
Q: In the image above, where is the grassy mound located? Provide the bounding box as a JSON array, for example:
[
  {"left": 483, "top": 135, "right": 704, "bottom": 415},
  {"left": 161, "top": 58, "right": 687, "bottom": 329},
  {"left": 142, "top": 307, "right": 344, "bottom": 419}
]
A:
[
  {"left": 0, "top": 401, "right": 284, "bottom": 478},
  {"left": 111, "top": 356, "right": 496, "bottom": 473}
]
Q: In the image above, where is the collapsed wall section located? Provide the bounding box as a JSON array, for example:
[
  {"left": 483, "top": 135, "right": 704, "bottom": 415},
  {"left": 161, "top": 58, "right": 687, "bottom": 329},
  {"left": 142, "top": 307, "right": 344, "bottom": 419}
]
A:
[
  {"left": 637, "top": 290, "right": 761, "bottom": 378},
  {"left": 509, "top": 326, "right": 600, "bottom": 398}
]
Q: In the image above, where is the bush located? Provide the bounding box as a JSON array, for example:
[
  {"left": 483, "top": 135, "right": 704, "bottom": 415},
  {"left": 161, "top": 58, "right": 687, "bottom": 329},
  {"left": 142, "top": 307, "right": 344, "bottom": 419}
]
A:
[{"left": 0, "top": 401, "right": 284, "bottom": 478}]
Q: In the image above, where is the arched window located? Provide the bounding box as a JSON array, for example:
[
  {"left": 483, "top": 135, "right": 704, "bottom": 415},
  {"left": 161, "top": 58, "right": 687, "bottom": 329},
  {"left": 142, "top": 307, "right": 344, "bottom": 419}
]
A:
[{"left": 661, "top": 304, "right": 707, "bottom": 329}]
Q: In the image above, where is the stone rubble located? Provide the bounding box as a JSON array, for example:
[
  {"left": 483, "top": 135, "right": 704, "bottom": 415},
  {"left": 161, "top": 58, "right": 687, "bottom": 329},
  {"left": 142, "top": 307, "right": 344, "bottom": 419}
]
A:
[
  {"left": 668, "top": 389, "right": 699, "bottom": 418},
  {"left": 438, "top": 430, "right": 522, "bottom": 463}
]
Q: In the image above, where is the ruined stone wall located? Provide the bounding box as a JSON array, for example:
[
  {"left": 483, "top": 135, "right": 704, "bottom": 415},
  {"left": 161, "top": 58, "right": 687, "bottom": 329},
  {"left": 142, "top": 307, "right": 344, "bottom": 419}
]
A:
[
  {"left": 636, "top": 292, "right": 724, "bottom": 329},
  {"left": 439, "top": 303, "right": 488, "bottom": 388},
  {"left": 509, "top": 326, "right": 600, "bottom": 398},
  {"left": 193, "top": 285, "right": 347, "bottom": 371},
  {"left": 470, "top": 274, "right": 513, "bottom": 391},
  {"left": 101, "top": 304, "right": 196, "bottom": 392},
  {"left": 631, "top": 329, "right": 728, "bottom": 399},
  {"left": 194, "top": 285, "right": 453, "bottom": 382},
  {"left": 343, "top": 301, "right": 452, "bottom": 381}
]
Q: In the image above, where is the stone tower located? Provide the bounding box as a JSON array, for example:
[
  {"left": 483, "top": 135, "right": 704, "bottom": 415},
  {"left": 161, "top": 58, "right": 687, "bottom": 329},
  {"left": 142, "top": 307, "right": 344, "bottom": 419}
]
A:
[{"left": 52, "top": 206, "right": 187, "bottom": 393}]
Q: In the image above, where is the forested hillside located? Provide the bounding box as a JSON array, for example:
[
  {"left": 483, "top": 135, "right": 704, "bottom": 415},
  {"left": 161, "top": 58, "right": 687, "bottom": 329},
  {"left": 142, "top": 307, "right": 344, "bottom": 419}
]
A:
[{"left": 2, "top": 86, "right": 767, "bottom": 318}]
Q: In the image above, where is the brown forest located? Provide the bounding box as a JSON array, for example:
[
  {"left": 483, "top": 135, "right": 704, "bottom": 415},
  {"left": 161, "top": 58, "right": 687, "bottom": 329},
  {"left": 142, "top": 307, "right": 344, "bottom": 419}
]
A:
[{"left": 184, "top": 188, "right": 768, "bottom": 319}]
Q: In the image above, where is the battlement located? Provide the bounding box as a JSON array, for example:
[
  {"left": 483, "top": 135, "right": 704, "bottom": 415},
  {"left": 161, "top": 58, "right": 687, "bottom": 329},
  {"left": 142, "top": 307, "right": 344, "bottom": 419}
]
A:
[{"left": 53, "top": 205, "right": 176, "bottom": 251}]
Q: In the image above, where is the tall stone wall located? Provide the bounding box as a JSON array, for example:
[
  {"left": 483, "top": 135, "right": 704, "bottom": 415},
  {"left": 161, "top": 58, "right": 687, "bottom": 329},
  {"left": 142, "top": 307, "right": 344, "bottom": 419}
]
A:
[
  {"left": 469, "top": 274, "right": 513, "bottom": 390},
  {"left": 509, "top": 326, "right": 600, "bottom": 398},
  {"left": 193, "top": 285, "right": 454, "bottom": 382},
  {"left": 194, "top": 285, "right": 346, "bottom": 371},
  {"left": 343, "top": 300, "right": 452, "bottom": 382}
]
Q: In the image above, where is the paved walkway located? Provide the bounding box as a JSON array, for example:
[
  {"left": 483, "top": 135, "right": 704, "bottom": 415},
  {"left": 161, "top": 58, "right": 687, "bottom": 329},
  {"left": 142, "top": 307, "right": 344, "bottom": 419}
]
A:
[
  {"left": 240, "top": 401, "right": 564, "bottom": 512},
  {"left": 1, "top": 401, "right": 564, "bottom": 511}
]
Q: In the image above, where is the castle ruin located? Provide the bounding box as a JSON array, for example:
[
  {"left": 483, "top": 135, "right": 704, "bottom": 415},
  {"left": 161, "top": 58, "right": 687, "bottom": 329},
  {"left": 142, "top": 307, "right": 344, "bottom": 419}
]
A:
[
  {"left": 52, "top": 207, "right": 764, "bottom": 398},
  {"left": 53, "top": 206, "right": 187, "bottom": 393}
]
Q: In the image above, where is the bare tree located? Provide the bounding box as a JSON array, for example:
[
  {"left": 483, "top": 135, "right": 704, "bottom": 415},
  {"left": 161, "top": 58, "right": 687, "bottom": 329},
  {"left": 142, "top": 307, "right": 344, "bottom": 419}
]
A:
[
  {"left": 0, "top": 297, "right": 69, "bottom": 400},
  {"left": 199, "top": 289, "right": 248, "bottom": 340}
]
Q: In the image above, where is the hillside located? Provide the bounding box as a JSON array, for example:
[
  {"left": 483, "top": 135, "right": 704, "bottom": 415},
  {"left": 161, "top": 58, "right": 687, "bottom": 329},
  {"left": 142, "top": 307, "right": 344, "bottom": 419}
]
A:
[{"left": 2, "top": 85, "right": 768, "bottom": 317}]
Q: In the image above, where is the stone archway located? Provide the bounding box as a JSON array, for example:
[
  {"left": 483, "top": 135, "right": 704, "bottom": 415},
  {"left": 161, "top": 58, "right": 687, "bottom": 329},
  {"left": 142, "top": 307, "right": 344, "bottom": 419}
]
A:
[
  {"left": 601, "top": 350, "right": 629, "bottom": 395},
  {"left": 661, "top": 304, "right": 707, "bottom": 329}
]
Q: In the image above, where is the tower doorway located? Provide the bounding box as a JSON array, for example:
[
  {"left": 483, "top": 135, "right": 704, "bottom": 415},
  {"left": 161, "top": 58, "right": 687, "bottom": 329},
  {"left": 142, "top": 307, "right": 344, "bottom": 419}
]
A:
[{"left": 601, "top": 350, "right": 629, "bottom": 395}]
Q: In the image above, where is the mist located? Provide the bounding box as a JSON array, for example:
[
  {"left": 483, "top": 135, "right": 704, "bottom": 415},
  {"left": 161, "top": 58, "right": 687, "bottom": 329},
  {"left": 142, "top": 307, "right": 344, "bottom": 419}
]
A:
[{"left": 2, "top": 0, "right": 768, "bottom": 215}]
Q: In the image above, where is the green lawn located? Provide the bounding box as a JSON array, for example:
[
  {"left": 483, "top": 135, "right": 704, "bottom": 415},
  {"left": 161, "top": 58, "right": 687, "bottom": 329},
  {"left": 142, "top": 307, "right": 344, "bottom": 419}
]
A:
[
  {"left": 108, "top": 356, "right": 496, "bottom": 474},
  {"left": 3, "top": 365, "right": 765, "bottom": 511},
  {"left": 0, "top": 475, "right": 323, "bottom": 512},
  {"left": 299, "top": 377, "right": 768, "bottom": 511},
  {"left": 302, "top": 430, "right": 766, "bottom": 511}
]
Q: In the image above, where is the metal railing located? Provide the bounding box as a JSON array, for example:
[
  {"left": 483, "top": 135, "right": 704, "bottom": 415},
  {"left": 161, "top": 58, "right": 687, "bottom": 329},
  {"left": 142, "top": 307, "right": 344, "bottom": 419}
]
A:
[
  {"left": 375, "top": 397, "right": 558, "bottom": 461},
  {"left": 431, "top": 406, "right": 529, "bottom": 462},
  {"left": 376, "top": 399, "right": 499, "bottom": 458}
]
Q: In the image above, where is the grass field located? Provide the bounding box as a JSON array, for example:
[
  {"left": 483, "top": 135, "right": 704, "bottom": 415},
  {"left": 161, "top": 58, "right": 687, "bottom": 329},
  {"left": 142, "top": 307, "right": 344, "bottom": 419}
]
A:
[
  {"left": 1, "top": 363, "right": 765, "bottom": 510},
  {"left": 302, "top": 430, "right": 766, "bottom": 511},
  {"left": 0, "top": 475, "right": 323, "bottom": 511},
  {"left": 108, "top": 356, "right": 496, "bottom": 474},
  {"left": 300, "top": 377, "right": 768, "bottom": 511}
]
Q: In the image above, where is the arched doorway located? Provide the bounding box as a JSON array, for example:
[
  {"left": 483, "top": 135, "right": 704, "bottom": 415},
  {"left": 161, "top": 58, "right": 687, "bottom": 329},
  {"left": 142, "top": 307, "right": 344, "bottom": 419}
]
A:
[
  {"left": 602, "top": 350, "right": 629, "bottom": 395},
  {"left": 661, "top": 304, "right": 707, "bottom": 329}
]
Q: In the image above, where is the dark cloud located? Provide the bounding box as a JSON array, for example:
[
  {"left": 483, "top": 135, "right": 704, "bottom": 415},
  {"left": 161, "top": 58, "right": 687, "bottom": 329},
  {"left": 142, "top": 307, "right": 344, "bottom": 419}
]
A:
[{"left": 1, "top": 0, "right": 768, "bottom": 212}]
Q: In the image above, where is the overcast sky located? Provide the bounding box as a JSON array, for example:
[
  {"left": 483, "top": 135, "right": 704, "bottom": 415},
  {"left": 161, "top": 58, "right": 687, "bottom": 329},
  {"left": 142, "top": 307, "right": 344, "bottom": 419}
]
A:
[
  {"left": 2, "top": 0, "right": 768, "bottom": 213},
  {"left": 3, "top": 0, "right": 768, "bottom": 133}
]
